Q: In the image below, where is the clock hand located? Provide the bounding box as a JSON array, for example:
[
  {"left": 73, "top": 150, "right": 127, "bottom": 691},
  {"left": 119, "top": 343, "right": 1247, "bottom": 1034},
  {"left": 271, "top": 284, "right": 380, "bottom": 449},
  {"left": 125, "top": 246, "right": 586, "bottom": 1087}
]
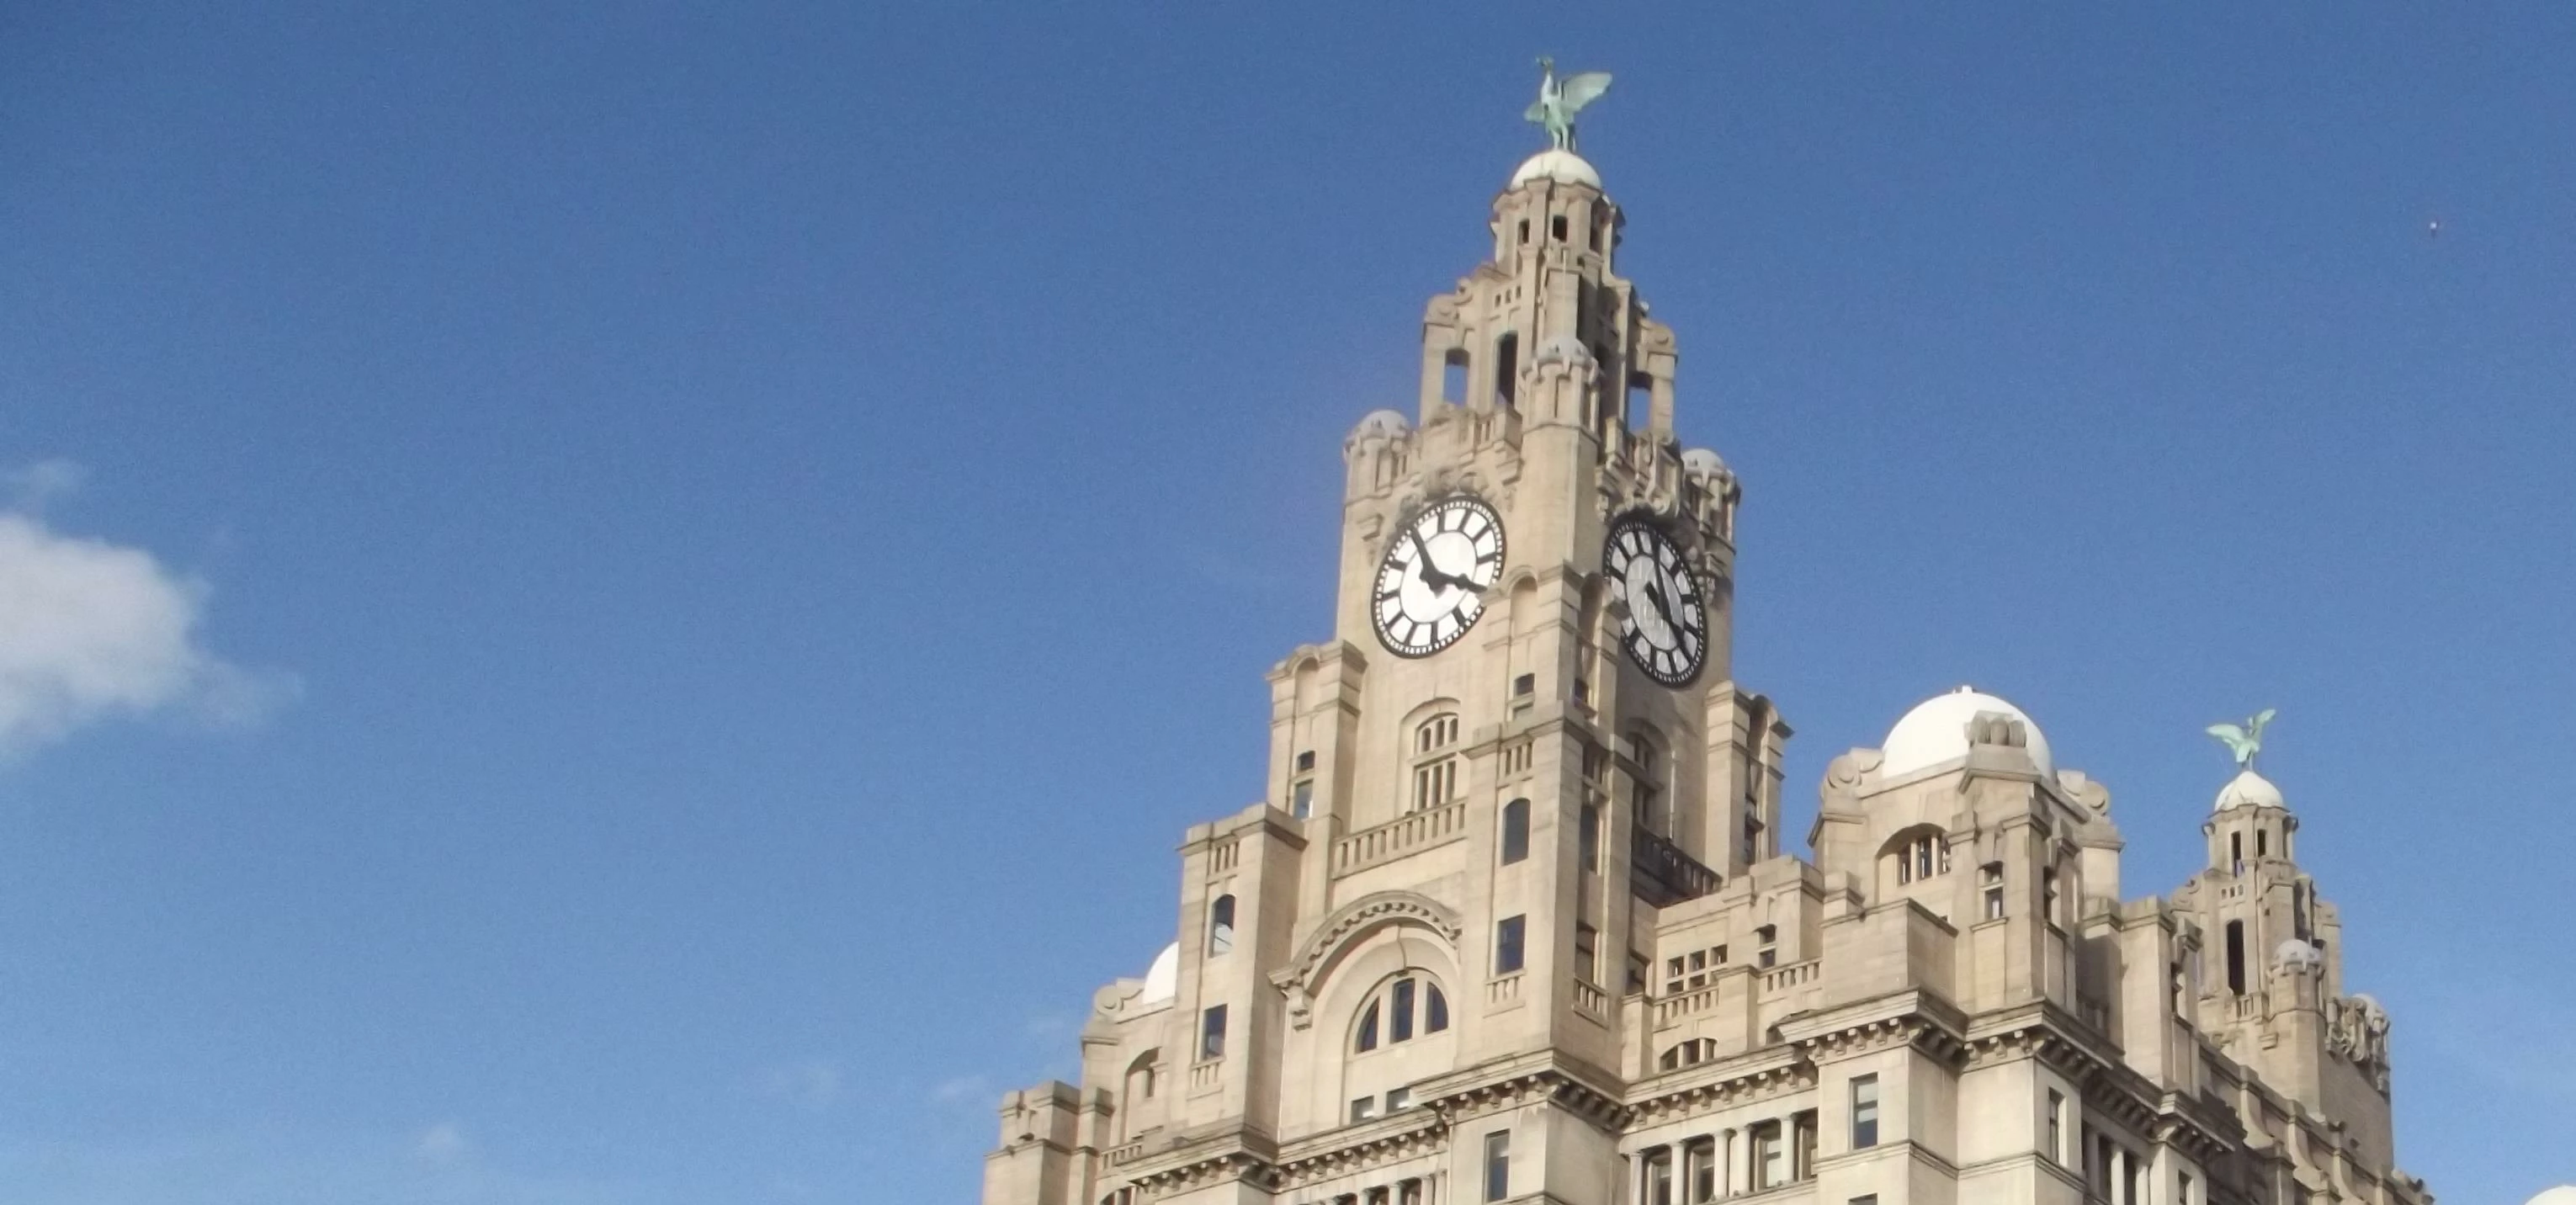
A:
[
  {"left": 1410, "top": 531, "right": 1478, "bottom": 593},
  {"left": 1640, "top": 577, "right": 1678, "bottom": 630}
]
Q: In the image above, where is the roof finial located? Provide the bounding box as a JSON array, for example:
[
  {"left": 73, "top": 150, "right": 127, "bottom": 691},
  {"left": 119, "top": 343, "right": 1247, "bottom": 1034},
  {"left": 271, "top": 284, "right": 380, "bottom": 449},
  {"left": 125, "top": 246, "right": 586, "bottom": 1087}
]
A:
[
  {"left": 1525, "top": 56, "right": 1612, "bottom": 152},
  {"left": 2206, "top": 708, "right": 2277, "bottom": 770}
]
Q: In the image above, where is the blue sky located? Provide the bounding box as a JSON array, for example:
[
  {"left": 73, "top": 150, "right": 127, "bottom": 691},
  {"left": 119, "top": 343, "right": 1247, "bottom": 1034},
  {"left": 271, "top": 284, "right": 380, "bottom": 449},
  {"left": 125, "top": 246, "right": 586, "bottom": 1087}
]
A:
[{"left": 3, "top": 3, "right": 2571, "bottom": 1202}]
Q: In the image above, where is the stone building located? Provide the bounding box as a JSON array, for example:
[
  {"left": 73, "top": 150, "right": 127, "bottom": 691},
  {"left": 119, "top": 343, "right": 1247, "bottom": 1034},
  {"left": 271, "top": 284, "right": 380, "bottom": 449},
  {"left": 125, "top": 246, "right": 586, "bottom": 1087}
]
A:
[{"left": 981, "top": 127, "right": 2434, "bottom": 1205}]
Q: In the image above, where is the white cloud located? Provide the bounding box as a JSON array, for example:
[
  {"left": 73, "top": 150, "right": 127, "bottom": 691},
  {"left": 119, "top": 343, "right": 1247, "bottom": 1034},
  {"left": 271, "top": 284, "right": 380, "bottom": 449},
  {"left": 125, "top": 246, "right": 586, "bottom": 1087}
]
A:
[
  {"left": 412, "top": 1122, "right": 470, "bottom": 1162},
  {"left": 0, "top": 466, "right": 295, "bottom": 758},
  {"left": 2, "top": 459, "right": 87, "bottom": 512},
  {"left": 757, "top": 1063, "right": 843, "bottom": 1112}
]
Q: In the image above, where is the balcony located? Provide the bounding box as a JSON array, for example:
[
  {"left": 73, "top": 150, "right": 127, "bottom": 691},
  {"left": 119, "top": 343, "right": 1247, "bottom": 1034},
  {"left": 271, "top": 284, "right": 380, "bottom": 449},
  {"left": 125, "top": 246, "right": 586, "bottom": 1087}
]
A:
[{"left": 1631, "top": 826, "right": 1720, "bottom": 905}]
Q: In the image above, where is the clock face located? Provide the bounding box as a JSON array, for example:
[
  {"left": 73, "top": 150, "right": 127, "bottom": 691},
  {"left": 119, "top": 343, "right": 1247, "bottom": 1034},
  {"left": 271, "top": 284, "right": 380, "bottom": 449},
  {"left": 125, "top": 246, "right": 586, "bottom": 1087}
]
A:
[
  {"left": 1371, "top": 496, "right": 1506, "bottom": 658},
  {"left": 1605, "top": 516, "right": 1708, "bottom": 687}
]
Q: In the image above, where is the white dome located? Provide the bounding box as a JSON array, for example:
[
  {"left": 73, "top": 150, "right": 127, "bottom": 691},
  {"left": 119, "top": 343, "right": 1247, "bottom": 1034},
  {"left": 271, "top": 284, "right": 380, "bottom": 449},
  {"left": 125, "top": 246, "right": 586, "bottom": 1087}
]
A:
[
  {"left": 1879, "top": 687, "right": 2054, "bottom": 781},
  {"left": 2215, "top": 769, "right": 2286, "bottom": 811},
  {"left": 2523, "top": 1187, "right": 2576, "bottom": 1205},
  {"left": 1509, "top": 149, "right": 1601, "bottom": 189},
  {"left": 1139, "top": 942, "right": 1179, "bottom": 1005}
]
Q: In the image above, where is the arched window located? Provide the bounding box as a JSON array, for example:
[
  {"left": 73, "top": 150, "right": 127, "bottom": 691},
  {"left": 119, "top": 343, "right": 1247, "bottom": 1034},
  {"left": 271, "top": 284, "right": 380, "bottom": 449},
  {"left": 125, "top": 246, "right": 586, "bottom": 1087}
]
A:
[
  {"left": 1500, "top": 799, "right": 1530, "bottom": 864},
  {"left": 1208, "top": 894, "right": 1235, "bottom": 957},
  {"left": 1412, "top": 713, "right": 1463, "bottom": 812},
  {"left": 1888, "top": 828, "right": 1950, "bottom": 885},
  {"left": 1352, "top": 975, "right": 1449, "bottom": 1053}
]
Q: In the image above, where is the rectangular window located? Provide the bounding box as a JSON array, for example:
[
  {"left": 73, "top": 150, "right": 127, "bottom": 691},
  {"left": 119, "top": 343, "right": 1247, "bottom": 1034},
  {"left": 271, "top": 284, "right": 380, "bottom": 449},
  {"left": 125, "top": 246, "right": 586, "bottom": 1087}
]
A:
[
  {"left": 1851, "top": 1074, "right": 1880, "bottom": 1148},
  {"left": 2042, "top": 868, "right": 2059, "bottom": 924},
  {"left": 1755, "top": 924, "right": 1777, "bottom": 969},
  {"left": 1290, "top": 778, "right": 1314, "bottom": 819},
  {"left": 1793, "top": 1109, "right": 1819, "bottom": 1181},
  {"left": 1495, "top": 915, "right": 1526, "bottom": 975},
  {"left": 2124, "top": 1155, "right": 2140, "bottom": 1205},
  {"left": 1684, "top": 1138, "right": 1717, "bottom": 1204},
  {"left": 1386, "top": 1086, "right": 1411, "bottom": 1112},
  {"left": 2179, "top": 1171, "right": 2194, "bottom": 1205},
  {"left": 1983, "top": 863, "right": 2005, "bottom": 921},
  {"left": 1514, "top": 672, "right": 1535, "bottom": 697},
  {"left": 1851, "top": 1197, "right": 1879, "bottom": 1205},
  {"left": 2047, "top": 1089, "right": 2064, "bottom": 1164},
  {"left": 1199, "top": 1005, "right": 1226, "bottom": 1059},
  {"left": 1391, "top": 978, "right": 1416, "bottom": 1042},
  {"left": 1750, "top": 1121, "right": 1782, "bottom": 1190},
  {"left": 2226, "top": 920, "right": 2246, "bottom": 995},
  {"left": 1350, "top": 1096, "right": 1377, "bottom": 1123},
  {"left": 1575, "top": 924, "right": 1599, "bottom": 985},
  {"left": 1644, "top": 1146, "right": 1674, "bottom": 1205},
  {"left": 1400, "top": 1180, "right": 1423, "bottom": 1205},
  {"left": 1742, "top": 815, "right": 1763, "bottom": 864},
  {"left": 1580, "top": 803, "right": 1601, "bottom": 872},
  {"left": 1484, "top": 1130, "right": 1511, "bottom": 1202}
]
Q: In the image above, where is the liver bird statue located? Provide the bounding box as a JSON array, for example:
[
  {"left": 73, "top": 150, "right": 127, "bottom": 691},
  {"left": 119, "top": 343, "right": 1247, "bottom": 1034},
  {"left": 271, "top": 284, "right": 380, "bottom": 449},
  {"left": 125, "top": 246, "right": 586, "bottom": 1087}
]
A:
[
  {"left": 1526, "top": 56, "right": 1612, "bottom": 151},
  {"left": 2206, "top": 709, "right": 2277, "bottom": 769}
]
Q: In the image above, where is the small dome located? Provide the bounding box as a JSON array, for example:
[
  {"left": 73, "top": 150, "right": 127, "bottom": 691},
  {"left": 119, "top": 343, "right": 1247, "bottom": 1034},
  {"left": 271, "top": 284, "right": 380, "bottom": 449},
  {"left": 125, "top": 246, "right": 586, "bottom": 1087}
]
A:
[
  {"left": 2215, "top": 769, "right": 2286, "bottom": 811},
  {"left": 1509, "top": 149, "right": 1602, "bottom": 189},
  {"left": 1879, "top": 687, "right": 2054, "bottom": 781},
  {"left": 1139, "top": 942, "right": 1179, "bottom": 1005},
  {"left": 2526, "top": 1188, "right": 2576, "bottom": 1205},
  {"left": 1681, "top": 448, "right": 1729, "bottom": 479}
]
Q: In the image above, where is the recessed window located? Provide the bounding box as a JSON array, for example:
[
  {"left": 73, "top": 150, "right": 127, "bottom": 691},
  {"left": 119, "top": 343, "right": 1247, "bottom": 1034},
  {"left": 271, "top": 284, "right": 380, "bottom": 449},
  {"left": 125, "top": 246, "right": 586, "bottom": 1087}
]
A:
[
  {"left": 1290, "top": 778, "right": 1314, "bottom": 818},
  {"left": 1295, "top": 750, "right": 1315, "bottom": 772},
  {"left": 1500, "top": 798, "right": 1531, "bottom": 865},
  {"left": 1755, "top": 924, "right": 1777, "bottom": 969},
  {"left": 1494, "top": 332, "right": 1520, "bottom": 407},
  {"left": 1385, "top": 1085, "right": 1411, "bottom": 1112},
  {"left": 1579, "top": 803, "right": 1600, "bottom": 872},
  {"left": 1208, "top": 894, "right": 1235, "bottom": 956},
  {"left": 1484, "top": 1131, "right": 1511, "bottom": 1202},
  {"left": 1199, "top": 1005, "right": 1225, "bottom": 1059},
  {"left": 1550, "top": 215, "right": 1568, "bottom": 242},
  {"left": 1574, "top": 923, "right": 1599, "bottom": 985},
  {"left": 1350, "top": 1095, "right": 1377, "bottom": 1123},
  {"left": 1895, "top": 831, "right": 1947, "bottom": 884},
  {"left": 1982, "top": 863, "right": 2005, "bottom": 920},
  {"left": 1513, "top": 672, "right": 1535, "bottom": 697},
  {"left": 2047, "top": 1089, "right": 2065, "bottom": 1164},
  {"left": 1442, "top": 348, "right": 1469, "bottom": 404},
  {"left": 2042, "top": 868, "right": 2060, "bottom": 924},
  {"left": 1742, "top": 815, "right": 1764, "bottom": 864},
  {"left": 1354, "top": 976, "right": 1447, "bottom": 1053},
  {"left": 1685, "top": 1138, "right": 1718, "bottom": 1204},
  {"left": 1851, "top": 1074, "right": 1880, "bottom": 1148},
  {"left": 1644, "top": 1146, "right": 1674, "bottom": 1205},
  {"left": 1750, "top": 1120, "right": 1782, "bottom": 1190},
  {"left": 1495, "top": 915, "right": 1526, "bottom": 975},
  {"left": 1412, "top": 713, "right": 1463, "bottom": 812}
]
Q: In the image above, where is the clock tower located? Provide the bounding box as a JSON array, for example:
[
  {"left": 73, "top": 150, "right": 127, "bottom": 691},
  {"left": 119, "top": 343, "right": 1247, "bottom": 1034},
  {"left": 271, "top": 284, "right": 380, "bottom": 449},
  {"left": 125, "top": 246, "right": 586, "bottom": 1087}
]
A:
[{"left": 983, "top": 66, "right": 2431, "bottom": 1205}]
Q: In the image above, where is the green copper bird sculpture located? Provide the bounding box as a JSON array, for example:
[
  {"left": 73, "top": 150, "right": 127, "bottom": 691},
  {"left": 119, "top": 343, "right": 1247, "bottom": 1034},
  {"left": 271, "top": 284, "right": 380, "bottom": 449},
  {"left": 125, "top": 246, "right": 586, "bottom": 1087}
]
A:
[{"left": 1526, "top": 57, "right": 1612, "bottom": 152}]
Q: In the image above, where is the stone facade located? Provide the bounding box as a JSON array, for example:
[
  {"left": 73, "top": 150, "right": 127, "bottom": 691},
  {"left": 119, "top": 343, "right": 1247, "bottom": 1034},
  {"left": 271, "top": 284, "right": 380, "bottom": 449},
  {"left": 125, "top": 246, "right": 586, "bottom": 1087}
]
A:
[{"left": 981, "top": 144, "right": 2433, "bottom": 1205}]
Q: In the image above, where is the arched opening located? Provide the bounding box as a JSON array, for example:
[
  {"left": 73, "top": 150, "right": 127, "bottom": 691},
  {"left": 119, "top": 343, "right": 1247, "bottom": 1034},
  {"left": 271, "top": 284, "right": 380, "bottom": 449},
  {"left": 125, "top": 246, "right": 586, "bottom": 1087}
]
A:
[{"left": 1208, "top": 894, "right": 1235, "bottom": 957}]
